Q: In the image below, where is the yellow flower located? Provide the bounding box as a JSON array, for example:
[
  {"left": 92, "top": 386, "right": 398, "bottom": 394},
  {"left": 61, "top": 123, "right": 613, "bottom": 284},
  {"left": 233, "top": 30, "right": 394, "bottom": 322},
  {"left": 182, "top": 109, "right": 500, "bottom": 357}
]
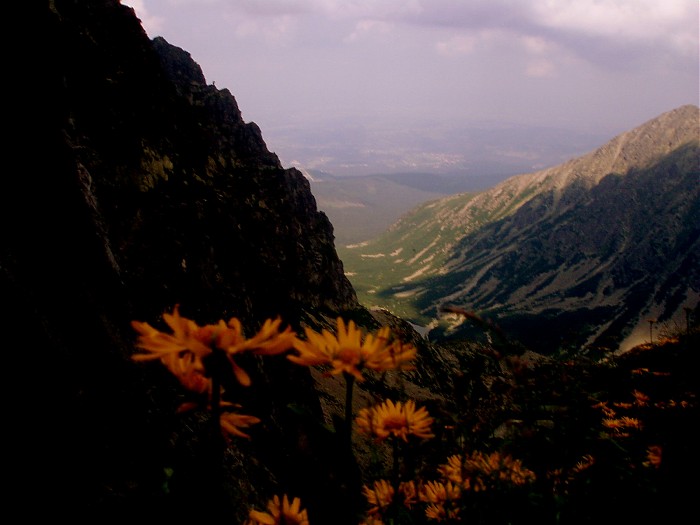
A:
[
  {"left": 132, "top": 305, "right": 296, "bottom": 388},
  {"left": 419, "top": 480, "right": 461, "bottom": 503},
  {"left": 159, "top": 351, "right": 211, "bottom": 395},
  {"left": 572, "top": 454, "right": 595, "bottom": 474},
  {"left": 287, "top": 317, "right": 416, "bottom": 381},
  {"left": 602, "top": 416, "right": 642, "bottom": 434},
  {"left": 438, "top": 451, "right": 535, "bottom": 491},
  {"left": 356, "top": 399, "right": 435, "bottom": 442},
  {"left": 131, "top": 305, "right": 211, "bottom": 363},
  {"left": 246, "top": 494, "right": 309, "bottom": 525},
  {"left": 644, "top": 445, "right": 663, "bottom": 469},
  {"left": 362, "top": 479, "right": 415, "bottom": 516},
  {"left": 363, "top": 479, "right": 394, "bottom": 516},
  {"left": 425, "top": 502, "right": 460, "bottom": 522},
  {"left": 632, "top": 390, "right": 650, "bottom": 406}
]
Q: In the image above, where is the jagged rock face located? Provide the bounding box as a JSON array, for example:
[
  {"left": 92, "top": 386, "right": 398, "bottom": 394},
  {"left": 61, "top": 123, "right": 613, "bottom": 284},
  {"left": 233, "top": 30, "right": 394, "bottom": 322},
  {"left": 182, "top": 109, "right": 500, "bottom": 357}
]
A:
[
  {"left": 37, "top": 1, "right": 357, "bottom": 328},
  {"left": 6, "top": 1, "right": 360, "bottom": 520},
  {"left": 340, "top": 105, "right": 700, "bottom": 354}
]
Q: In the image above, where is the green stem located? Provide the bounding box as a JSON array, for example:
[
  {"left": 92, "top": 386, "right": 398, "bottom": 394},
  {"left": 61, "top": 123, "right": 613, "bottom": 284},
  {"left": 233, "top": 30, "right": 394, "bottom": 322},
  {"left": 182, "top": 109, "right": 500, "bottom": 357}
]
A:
[
  {"left": 344, "top": 372, "right": 355, "bottom": 450},
  {"left": 391, "top": 437, "right": 400, "bottom": 521}
]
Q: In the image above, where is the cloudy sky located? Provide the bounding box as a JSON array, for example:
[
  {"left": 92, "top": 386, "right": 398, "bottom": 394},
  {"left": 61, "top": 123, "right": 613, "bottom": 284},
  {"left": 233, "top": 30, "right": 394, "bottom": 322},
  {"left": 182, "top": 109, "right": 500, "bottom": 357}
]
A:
[{"left": 125, "top": 0, "right": 699, "bottom": 177}]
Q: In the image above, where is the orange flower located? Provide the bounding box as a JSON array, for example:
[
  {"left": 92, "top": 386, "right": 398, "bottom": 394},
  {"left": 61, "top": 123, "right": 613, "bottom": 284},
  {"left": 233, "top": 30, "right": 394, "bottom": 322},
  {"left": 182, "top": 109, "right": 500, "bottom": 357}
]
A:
[
  {"left": 362, "top": 479, "right": 394, "bottom": 516},
  {"left": 438, "top": 451, "right": 535, "bottom": 491},
  {"left": 425, "top": 502, "right": 460, "bottom": 522},
  {"left": 287, "top": 317, "right": 416, "bottom": 382},
  {"left": 644, "top": 445, "right": 663, "bottom": 469},
  {"left": 632, "top": 390, "right": 650, "bottom": 406},
  {"left": 132, "top": 305, "right": 296, "bottom": 388},
  {"left": 419, "top": 480, "right": 461, "bottom": 503},
  {"left": 572, "top": 454, "right": 595, "bottom": 474},
  {"left": 246, "top": 494, "right": 309, "bottom": 525},
  {"left": 131, "top": 305, "right": 211, "bottom": 363},
  {"left": 159, "top": 351, "right": 211, "bottom": 395},
  {"left": 356, "top": 399, "right": 434, "bottom": 442}
]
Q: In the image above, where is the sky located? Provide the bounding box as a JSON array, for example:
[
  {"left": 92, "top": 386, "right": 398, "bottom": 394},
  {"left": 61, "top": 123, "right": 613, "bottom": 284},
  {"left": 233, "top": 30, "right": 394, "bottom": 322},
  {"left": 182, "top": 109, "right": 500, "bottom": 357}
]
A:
[{"left": 124, "top": 0, "right": 699, "bottom": 178}]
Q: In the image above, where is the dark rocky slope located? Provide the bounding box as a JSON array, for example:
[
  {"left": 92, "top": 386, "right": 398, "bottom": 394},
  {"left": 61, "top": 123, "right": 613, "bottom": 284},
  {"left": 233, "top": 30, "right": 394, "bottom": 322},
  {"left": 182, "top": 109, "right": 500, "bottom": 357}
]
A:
[{"left": 6, "top": 1, "right": 367, "bottom": 521}]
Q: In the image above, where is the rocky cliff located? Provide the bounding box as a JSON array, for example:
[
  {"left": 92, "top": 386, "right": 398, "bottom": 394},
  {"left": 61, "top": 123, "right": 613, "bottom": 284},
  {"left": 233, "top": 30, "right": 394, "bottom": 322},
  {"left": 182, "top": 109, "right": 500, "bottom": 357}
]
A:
[{"left": 6, "top": 1, "right": 366, "bottom": 521}]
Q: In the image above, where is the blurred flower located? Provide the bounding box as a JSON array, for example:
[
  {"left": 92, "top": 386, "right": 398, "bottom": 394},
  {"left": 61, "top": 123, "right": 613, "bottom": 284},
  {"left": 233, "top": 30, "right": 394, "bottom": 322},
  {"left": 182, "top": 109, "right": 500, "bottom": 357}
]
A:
[
  {"left": 219, "top": 409, "right": 261, "bottom": 440},
  {"left": 644, "top": 445, "right": 663, "bottom": 469},
  {"left": 572, "top": 454, "right": 595, "bottom": 474},
  {"left": 288, "top": 317, "right": 416, "bottom": 382},
  {"left": 359, "top": 517, "right": 385, "bottom": 525},
  {"left": 602, "top": 416, "right": 642, "bottom": 435},
  {"left": 132, "top": 305, "right": 296, "bottom": 389},
  {"left": 356, "top": 399, "right": 434, "bottom": 442},
  {"left": 438, "top": 451, "right": 535, "bottom": 491},
  {"left": 246, "top": 494, "right": 309, "bottom": 525},
  {"left": 632, "top": 390, "right": 650, "bottom": 406},
  {"left": 160, "top": 351, "right": 211, "bottom": 395}
]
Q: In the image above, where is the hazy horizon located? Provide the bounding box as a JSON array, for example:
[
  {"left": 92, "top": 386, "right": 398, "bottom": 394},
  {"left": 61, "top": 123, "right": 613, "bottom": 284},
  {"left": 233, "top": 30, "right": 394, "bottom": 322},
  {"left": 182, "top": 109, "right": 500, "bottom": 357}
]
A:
[{"left": 126, "top": 1, "right": 699, "bottom": 178}]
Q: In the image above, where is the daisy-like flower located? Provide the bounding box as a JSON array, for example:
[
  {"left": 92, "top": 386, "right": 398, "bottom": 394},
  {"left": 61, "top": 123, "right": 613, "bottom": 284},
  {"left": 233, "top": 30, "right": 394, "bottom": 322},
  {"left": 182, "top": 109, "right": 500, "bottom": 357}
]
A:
[
  {"left": 363, "top": 479, "right": 394, "bottom": 516},
  {"left": 287, "top": 317, "right": 416, "bottom": 382},
  {"left": 419, "top": 480, "right": 461, "bottom": 503},
  {"left": 132, "top": 305, "right": 297, "bottom": 389},
  {"left": 132, "top": 305, "right": 212, "bottom": 366},
  {"left": 246, "top": 494, "right": 309, "bottom": 525},
  {"left": 425, "top": 502, "right": 460, "bottom": 522},
  {"left": 356, "top": 399, "right": 434, "bottom": 442}
]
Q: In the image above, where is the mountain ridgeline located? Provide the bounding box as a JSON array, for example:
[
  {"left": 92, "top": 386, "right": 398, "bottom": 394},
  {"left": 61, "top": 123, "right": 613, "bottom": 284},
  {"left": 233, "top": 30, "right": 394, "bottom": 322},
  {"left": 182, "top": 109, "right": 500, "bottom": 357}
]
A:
[
  {"left": 339, "top": 105, "right": 700, "bottom": 355},
  {"left": 8, "top": 1, "right": 372, "bottom": 521}
]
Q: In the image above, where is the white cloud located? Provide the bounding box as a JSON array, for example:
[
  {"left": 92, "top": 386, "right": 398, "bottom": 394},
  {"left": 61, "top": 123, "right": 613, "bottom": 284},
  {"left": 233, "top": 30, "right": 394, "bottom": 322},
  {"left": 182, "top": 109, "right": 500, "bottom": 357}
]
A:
[
  {"left": 123, "top": 0, "right": 164, "bottom": 36},
  {"left": 532, "top": 0, "right": 698, "bottom": 54}
]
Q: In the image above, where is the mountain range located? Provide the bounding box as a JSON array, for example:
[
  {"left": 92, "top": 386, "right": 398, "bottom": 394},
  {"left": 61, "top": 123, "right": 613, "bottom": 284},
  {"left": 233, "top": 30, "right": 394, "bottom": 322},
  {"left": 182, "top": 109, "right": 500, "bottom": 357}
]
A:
[
  {"left": 9, "top": 3, "right": 698, "bottom": 523},
  {"left": 338, "top": 104, "right": 700, "bottom": 354}
]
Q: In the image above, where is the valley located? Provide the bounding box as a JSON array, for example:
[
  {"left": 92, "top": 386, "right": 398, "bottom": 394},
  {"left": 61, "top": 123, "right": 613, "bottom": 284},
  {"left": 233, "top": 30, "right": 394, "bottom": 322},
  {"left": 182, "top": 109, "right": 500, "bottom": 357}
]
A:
[{"left": 335, "top": 105, "right": 700, "bottom": 355}]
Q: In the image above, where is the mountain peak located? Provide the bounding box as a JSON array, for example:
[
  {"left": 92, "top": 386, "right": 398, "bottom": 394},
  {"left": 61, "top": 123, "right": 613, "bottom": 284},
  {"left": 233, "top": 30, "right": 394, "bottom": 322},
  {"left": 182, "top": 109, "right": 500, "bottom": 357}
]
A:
[{"left": 340, "top": 104, "right": 699, "bottom": 354}]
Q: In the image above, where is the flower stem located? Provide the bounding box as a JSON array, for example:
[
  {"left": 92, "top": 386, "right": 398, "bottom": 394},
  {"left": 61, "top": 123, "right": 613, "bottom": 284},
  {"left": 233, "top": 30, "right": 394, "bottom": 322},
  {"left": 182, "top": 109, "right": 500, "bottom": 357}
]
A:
[
  {"left": 391, "top": 437, "right": 400, "bottom": 520},
  {"left": 344, "top": 372, "right": 355, "bottom": 450}
]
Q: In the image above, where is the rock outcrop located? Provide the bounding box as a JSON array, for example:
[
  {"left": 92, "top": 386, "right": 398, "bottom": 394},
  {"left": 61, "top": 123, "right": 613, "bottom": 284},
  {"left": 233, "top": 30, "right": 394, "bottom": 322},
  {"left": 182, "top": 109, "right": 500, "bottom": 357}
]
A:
[{"left": 6, "top": 1, "right": 365, "bottom": 521}]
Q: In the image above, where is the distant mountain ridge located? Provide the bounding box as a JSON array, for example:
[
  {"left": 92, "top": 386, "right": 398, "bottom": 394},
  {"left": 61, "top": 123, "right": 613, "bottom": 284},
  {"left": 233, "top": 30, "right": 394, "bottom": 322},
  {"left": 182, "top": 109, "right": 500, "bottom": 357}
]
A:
[{"left": 339, "top": 104, "right": 700, "bottom": 354}]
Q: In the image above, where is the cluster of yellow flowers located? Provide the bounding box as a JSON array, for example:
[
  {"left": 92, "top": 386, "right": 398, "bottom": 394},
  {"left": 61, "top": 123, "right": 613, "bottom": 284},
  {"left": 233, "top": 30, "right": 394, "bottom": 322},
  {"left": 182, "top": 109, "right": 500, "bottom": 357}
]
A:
[
  {"left": 358, "top": 449, "right": 536, "bottom": 523},
  {"left": 131, "top": 307, "right": 420, "bottom": 439},
  {"left": 132, "top": 306, "right": 426, "bottom": 524},
  {"left": 438, "top": 451, "right": 536, "bottom": 492}
]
